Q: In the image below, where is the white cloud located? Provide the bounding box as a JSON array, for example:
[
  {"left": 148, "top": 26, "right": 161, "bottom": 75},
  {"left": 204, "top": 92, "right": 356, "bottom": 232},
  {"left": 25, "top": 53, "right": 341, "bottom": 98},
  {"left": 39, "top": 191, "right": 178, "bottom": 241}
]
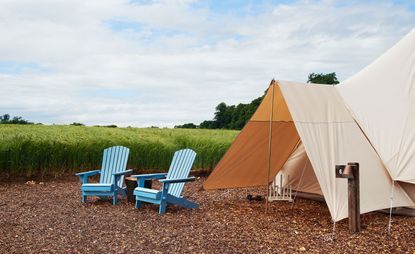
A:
[{"left": 0, "top": 0, "right": 414, "bottom": 126}]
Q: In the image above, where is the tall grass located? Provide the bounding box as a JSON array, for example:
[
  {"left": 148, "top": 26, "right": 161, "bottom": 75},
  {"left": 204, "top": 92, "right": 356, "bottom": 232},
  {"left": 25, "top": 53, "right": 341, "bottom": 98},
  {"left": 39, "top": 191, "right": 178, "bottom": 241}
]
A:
[{"left": 0, "top": 125, "right": 238, "bottom": 178}]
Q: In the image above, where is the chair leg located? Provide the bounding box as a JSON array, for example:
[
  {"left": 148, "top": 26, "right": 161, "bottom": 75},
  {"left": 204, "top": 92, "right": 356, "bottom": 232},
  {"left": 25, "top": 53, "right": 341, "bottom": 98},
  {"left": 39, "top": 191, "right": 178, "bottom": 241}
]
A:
[
  {"left": 113, "top": 193, "right": 118, "bottom": 205},
  {"left": 159, "top": 201, "right": 167, "bottom": 214},
  {"left": 135, "top": 200, "right": 142, "bottom": 209},
  {"left": 82, "top": 195, "right": 86, "bottom": 203}
]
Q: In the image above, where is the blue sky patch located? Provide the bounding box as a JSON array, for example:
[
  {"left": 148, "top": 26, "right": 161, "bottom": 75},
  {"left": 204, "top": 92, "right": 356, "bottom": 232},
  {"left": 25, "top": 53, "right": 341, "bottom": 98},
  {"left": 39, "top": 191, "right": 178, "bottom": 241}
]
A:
[
  {"left": 191, "top": 0, "right": 296, "bottom": 16},
  {"left": 393, "top": 0, "right": 415, "bottom": 11},
  {"left": 105, "top": 19, "right": 143, "bottom": 32},
  {"left": 0, "top": 61, "right": 44, "bottom": 74}
]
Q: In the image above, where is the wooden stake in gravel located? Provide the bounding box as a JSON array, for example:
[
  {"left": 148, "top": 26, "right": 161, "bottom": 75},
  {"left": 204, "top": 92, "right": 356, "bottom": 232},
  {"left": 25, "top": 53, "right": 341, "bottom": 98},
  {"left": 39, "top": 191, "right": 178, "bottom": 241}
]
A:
[{"left": 266, "top": 80, "right": 276, "bottom": 213}]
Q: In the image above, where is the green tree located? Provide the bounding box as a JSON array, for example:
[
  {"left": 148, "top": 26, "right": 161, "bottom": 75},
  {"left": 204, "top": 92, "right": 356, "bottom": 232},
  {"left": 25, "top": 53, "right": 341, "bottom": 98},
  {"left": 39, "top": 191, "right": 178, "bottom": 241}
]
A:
[
  {"left": 199, "top": 120, "right": 216, "bottom": 129},
  {"left": 70, "top": 122, "right": 84, "bottom": 126},
  {"left": 199, "top": 94, "right": 264, "bottom": 130},
  {"left": 0, "top": 114, "right": 10, "bottom": 123},
  {"left": 0, "top": 114, "right": 33, "bottom": 124},
  {"left": 307, "top": 72, "right": 339, "bottom": 85},
  {"left": 213, "top": 103, "right": 233, "bottom": 129},
  {"left": 174, "top": 123, "right": 197, "bottom": 129}
]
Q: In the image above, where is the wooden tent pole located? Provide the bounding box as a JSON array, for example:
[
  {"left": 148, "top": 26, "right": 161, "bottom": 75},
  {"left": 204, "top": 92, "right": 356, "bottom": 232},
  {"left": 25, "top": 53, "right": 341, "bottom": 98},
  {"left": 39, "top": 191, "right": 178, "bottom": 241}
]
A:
[{"left": 266, "top": 80, "right": 276, "bottom": 213}]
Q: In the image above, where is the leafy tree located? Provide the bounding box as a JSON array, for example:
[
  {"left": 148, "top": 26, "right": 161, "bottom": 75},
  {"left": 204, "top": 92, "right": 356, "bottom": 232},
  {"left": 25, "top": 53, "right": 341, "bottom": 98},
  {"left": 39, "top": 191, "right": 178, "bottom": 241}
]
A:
[
  {"left": 199, "top": 94, "right": 264, "bottom": 130},
  {"left": 70, "top": 122, "right": 84, "bottom": 126},
  {"left": 0, "top": 114, "right": 33, "bottom": 124},
  {"left": 199, "top": 120, "right": 216, "bottom": 129},
  {"left": 0, "top": 114, "right": 10, "bottom": 123},
  {"left": 307, "top": 72, "right": 339, "bottom": 85},
  {"left": 174, "top": 123, "right": 197, "bottom": 129},
  {"left": 213, "top": 103, "right": 233, "bottom": 129}
]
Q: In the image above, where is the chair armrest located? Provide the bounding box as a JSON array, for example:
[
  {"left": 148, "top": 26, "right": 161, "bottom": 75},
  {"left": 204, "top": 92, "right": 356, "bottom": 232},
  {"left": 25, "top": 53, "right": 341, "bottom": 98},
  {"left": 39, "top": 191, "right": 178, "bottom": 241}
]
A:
[
  {"left": 130, "top": 173, "right": 168, "bottom": 188},
  {"left": 159, "top": 177, "right": 196, "bottom": 184},
  {"left": 113, "top": 170, "right": 133, "bottom": 189},
  {"left": 75, "top": 170, "right": 101, "bottom": 177},
  {"left": 130, "top": 173, "right": 167, "bottom": 180},
  {"left": 75, "top": 170, "right": 101, "bottom": 184},
  {"left": 113, "top": 169, "right": 133, "bottom": 177}
]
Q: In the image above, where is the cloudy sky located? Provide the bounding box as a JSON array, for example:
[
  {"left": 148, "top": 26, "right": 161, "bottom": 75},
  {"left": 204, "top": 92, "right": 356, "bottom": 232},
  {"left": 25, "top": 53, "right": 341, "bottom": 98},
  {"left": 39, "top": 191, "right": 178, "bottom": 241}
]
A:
[{"left": 1, "top": 0, "right": 415, "bottom": 127}]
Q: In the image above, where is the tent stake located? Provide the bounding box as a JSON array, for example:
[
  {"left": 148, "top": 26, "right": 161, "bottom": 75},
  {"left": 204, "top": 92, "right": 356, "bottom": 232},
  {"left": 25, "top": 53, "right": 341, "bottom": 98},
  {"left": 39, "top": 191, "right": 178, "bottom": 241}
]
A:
[
  {"left": 388, "top": 180, "right": 395, "bottom": 234},
  {"left": 331, "top": 220, "right": 337, "bottom": 241},
  {"left": 266, "top": 80, "right": 276, "bottom": 213}
]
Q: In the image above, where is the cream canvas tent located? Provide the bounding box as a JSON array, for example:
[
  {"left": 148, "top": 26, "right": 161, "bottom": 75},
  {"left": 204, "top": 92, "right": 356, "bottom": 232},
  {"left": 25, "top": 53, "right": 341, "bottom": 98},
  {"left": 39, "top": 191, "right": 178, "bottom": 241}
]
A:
[
  {"left": 339, "top": 28, "right": 415, "bottom": 202},
  {"left": 203, "top": 28, "right": 415, "bottom": 222}
]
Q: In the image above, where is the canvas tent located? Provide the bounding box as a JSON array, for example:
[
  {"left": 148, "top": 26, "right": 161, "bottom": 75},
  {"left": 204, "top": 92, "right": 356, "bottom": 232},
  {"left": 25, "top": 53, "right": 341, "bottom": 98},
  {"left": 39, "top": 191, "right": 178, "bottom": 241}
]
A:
[
  {"left": 338, "top": 28, "right": 415, "bottom": 201},
  {"left": 203, "top": 28, "right": 415, "bottom": 222}
]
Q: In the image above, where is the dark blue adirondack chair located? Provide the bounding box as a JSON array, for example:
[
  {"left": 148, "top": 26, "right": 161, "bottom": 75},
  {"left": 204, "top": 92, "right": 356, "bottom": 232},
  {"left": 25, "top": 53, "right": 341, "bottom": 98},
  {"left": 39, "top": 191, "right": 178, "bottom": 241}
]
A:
[
  {"left": 132, "top": 148, "right": 198, "bottom": 214},
  {"left": 75, "top": 146, "right": 132, "bottom": 205}
]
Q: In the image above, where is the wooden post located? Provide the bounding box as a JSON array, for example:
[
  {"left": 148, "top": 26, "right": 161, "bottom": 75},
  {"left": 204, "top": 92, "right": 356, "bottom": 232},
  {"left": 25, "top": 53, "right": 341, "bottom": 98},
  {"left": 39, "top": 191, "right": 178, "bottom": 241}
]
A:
[
  {"left": 335, "top": 162, "right": 361, "bottom": 233},
  {"left": 347, "top": 162, "right": 360, "bottom": 233}
]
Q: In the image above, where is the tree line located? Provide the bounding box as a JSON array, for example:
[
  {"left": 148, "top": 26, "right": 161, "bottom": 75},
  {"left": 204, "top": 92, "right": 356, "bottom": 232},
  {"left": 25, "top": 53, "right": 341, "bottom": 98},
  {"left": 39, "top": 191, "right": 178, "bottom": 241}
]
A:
[{"left": 175, "top": 72, "right": 339, "bottom": 130}]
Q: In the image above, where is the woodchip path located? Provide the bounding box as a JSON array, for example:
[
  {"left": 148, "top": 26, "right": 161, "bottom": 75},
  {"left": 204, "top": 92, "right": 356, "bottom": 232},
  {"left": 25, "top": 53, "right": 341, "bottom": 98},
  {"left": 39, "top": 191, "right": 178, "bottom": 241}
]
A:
[{"left": 0, "top": 178, "right": 414, "bottom": 253}]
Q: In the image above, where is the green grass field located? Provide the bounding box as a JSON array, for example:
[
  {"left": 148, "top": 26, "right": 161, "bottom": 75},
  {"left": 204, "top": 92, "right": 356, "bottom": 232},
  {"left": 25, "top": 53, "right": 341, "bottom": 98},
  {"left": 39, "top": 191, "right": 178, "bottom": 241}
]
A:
[{"left": 0, "top": 125, "right": 238, "bottom": 178}]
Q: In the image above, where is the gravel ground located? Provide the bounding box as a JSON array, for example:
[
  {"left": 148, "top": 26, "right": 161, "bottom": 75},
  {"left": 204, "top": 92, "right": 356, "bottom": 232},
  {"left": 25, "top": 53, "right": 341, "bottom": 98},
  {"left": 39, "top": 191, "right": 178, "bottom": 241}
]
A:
[{"left": 0, "top": 177, "right": 414, "bottom": 253}]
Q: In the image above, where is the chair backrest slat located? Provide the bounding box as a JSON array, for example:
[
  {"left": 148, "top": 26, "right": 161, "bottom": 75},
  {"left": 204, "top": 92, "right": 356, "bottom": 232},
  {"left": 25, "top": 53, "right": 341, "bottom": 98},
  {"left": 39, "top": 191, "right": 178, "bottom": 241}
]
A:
[
  {"left": 166, "top": 149, "right": 196, "bottom": 197},
  {"left": 99, "top": 146, "right": 130, "bottom": 188}
]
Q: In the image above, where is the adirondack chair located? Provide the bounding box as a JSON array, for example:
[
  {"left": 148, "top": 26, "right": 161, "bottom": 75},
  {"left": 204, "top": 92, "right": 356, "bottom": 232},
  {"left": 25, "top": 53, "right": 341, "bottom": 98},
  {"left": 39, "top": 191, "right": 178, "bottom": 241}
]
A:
[
  {"left": 132, "top": 148, "right": 198, "bottom": 214},
  {"left": 75, "top": 146, "right": 132, "bottom": 205}
]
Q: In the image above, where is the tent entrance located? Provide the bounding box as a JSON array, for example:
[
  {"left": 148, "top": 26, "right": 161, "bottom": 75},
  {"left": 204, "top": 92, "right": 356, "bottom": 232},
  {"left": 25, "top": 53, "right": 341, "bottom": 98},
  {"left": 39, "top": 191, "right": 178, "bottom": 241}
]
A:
[
  {"left": 268, "top": 142, "right": 323, "bottom": 202},
  {"left": 278, "top": 142, "right": 323, "bottom": 196}
]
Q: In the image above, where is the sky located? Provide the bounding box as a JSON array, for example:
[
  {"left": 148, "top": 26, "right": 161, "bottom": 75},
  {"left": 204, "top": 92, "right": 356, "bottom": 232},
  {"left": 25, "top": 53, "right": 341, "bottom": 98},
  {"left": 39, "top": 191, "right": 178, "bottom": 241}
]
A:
[{"left": 0, "top": 0, "right": 415, "bottom": 127}]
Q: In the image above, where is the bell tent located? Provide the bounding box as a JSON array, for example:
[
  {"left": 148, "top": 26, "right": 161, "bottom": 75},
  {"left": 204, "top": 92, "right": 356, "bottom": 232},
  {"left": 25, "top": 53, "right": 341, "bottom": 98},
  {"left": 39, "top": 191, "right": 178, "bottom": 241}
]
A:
[{"left": 203, "top": 28, "right": 415, "bottom": 222}]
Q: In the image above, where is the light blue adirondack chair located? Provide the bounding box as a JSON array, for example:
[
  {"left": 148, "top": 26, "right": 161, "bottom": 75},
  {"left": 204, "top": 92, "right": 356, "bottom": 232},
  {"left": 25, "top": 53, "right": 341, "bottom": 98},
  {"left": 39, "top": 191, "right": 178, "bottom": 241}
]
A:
[
  {"left": 75, "top": 146, "right": 132, "bottom": 205},
  {"left": 132, "top": 148, "right": 198, "bottom": 214}
]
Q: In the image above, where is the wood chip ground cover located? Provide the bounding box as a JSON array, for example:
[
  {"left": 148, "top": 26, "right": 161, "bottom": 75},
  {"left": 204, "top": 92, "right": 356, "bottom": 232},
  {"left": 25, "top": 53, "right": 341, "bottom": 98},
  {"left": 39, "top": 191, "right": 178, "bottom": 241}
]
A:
[{"left": 0, "top": 178, "right": 414, "bottom": 253}]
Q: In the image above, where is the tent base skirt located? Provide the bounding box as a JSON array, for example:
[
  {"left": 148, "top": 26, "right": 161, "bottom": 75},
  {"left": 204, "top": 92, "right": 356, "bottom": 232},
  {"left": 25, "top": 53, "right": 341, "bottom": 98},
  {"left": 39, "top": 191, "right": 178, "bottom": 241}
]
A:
[
  {"left": 293, "top": 192, "right": 325, "bottom": 202},
  {"left": 378, "top": 207, "right": 415, "bottom": 217}
]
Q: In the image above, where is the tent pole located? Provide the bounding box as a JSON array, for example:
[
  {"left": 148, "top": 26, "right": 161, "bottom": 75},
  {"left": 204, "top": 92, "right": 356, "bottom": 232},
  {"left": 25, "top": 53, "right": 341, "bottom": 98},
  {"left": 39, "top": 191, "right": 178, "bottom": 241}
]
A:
[{"left": 266, "top": 80, "right": 276, "bottom": 213}]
